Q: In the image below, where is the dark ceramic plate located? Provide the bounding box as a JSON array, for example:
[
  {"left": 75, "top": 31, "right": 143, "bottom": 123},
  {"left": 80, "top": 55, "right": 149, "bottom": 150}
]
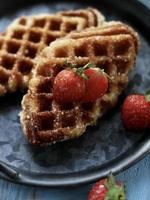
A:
[{"left": 0, "top": 0, "right": 150, "bottom": 187}]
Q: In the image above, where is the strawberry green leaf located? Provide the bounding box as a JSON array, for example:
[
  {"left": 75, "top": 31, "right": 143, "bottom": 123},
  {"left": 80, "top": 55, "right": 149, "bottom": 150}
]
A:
[
  {"left": 64, "top": 60, "right": 68, "bottom": 66},
  {"left": 64, "top": 60, "right": 75, "bottom": 69},
  {"left": 107, "top": 174, "right": 116, "bottom": 188},
  {"left": 83, "top": 63, "right": 94, "bottom": 70},
  {"left": 64, "top": 61, "right": 97, "bottom": 80},
  {"left": 76, "top": 62, "right": 95, "bottom": 80},
  {"left": 105, "top": 186, "right": 126, "bottom": 200},
  {"left": 76, "top": 68, "right": 88, "bottom": 80},
  {"left": 145, "top": 90, "right": 150, "bottom": 102},
  {"left": 146, "top": 95, "right": 150, "bottom": 102},
  {"left": 104, "top": 175, "right": 126, "bottom": 200}
]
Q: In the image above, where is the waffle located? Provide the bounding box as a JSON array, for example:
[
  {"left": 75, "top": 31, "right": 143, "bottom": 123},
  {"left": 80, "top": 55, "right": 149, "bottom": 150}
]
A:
[
  {"left": 0, "top": 8, "right": 104, "bottom": 96},
  {"left": 59, "top": 7, "right": 105, "bottom": 27},
  {"left": 20, "top": 22, "right": 139, "bottom": 145},
  {"left": 67, "top": 21, "right": 139, "bottom": 52}
]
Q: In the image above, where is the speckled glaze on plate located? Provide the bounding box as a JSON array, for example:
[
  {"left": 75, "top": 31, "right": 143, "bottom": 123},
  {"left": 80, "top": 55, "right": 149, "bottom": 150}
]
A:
[{"left": 0, "top": 0, "right": 150, "bottom": 187}]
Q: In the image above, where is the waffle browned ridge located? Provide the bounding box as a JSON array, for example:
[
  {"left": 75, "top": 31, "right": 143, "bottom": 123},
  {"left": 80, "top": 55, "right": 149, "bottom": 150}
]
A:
[
  {"left": 59, "top": 7, "right": 105, "bottom": 27},
  {"left": 20, "top": 21, "right": 139, "bottom": 145},
  {"left": 66, "top": 21, "right": 140, "bottom": 51},
  {"left": 0, "top": 8, "right": 104, "bottom": 96}
]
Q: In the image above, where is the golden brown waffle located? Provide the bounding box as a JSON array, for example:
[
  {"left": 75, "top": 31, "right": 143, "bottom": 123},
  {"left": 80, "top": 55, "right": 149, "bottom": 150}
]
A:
[
  {"left": 59, "top": 7, "right": 105, "bottom": 27},
  {"left": 67, "top": 21, "right": 139, "bottom": 52},
  {"left": 20, "top": 22, "right": 139, "bottom": 145},
  {"left": 0, "top": 8, "right": 104, "bottom": 96}
]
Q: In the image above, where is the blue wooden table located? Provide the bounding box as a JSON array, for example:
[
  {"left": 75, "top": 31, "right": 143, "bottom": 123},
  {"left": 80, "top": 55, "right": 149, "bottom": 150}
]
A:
[
  {"left": 0, "top": 154, "right": 150, "bottom": 200},
  {"left": 0, "top": 0, "right": 150, "bottom": 199}
]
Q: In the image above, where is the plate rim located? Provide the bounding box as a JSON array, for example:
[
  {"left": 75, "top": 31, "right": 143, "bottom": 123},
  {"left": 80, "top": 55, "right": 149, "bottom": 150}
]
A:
[{"left": 1, "top": 135, "right": 150, "bottom": 187}]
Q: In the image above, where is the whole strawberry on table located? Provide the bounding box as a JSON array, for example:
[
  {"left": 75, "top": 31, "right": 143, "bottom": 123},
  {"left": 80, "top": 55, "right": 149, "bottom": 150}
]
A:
[
  {"left": 88, "top": 175, "right": 126, "bottom": 200},
  {"left": 121, "top": 92, "right": 150, "bottom": 130}
]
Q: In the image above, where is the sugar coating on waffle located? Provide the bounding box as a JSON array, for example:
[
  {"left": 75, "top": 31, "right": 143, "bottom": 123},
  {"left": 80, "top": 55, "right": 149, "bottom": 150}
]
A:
[
  {"left": 20, "top": 22, "right": 139, "bottom": 145},
  {"left": 59, "top": 7, "right": 105, "bottom": 27},
  {"left": 0, "top": 8, "right": 104, "bottom": 96}
]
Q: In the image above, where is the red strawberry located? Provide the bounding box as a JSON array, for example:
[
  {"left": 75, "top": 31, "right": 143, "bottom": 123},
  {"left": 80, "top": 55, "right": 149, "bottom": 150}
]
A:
[
  {"left": 121, "top": 94, "right": 150, "bottom": 130},
  {"left": 53, "top": 62, "right": 108, "bottom": 103},
  {"left": 53, "top": 69, "right": 85, "bottom": 103},
  {"left": 82, "top": 68, "right": 108, "bottom": 102},
  {"left": 88, "top": 175, "right": 125, "bottom": 200}
]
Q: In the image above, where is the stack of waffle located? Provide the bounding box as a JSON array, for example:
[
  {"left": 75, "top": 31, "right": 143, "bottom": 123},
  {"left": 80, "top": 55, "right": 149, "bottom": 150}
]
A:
[
  {"left": 0, "top": 8, "right": 139, "bottom": 145},
  {"left": 20, "top": 22, "right": 139, "bottom": 145}
]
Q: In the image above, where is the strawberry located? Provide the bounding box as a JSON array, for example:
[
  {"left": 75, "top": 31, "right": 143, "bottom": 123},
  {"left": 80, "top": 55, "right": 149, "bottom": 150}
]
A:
[
  {"left": 88, "top": 175, "right": 126, "bottom": 200},
  {"left": 121, "top": 94, "right": 150, "bottom": 130},
  {"left": 53, "top": 62, "right": 108, "bottom": 103},
  {"left": 53, "top": 69, "right": 85, "bottom": 103},
  {"left": 82, "top": 68, "right": 108, "bottom": 102}
]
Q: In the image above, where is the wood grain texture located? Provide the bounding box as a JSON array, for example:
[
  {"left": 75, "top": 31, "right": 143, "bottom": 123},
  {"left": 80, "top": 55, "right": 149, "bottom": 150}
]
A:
[{"left": 0, "top": 0, "right": 150, "bottom": 199}]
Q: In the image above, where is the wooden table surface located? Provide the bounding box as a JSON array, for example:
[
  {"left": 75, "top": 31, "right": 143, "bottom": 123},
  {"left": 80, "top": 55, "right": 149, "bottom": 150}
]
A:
[
  {"left": 0, "top": 0, "right": 150, "bottom": 199},
  {"left": 0, "top": 154, "right": 150, "bottom": 200}
]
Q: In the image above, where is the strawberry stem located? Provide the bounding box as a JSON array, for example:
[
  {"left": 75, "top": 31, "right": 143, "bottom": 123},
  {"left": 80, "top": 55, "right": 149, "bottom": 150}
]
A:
[
  {"left": 64, "top": 60, "right": 110, "bottom": 81},
  {"left": 76, "top": 67, "right": 89, "bottom": 80},
  {"left": 64, "top": 60, "right": 94, "bottom": 80},
  {"left": 64, "top": 60, "right": 76, "bottom": 69},
  {"left": 107, "top": 174, "right": 116, "bottom": 188},
  {"left": 83, "top": 63, "right": 94, "bottom": 70},
  {"left": 64, "top": 60, "right": 111, "bottom": 80}
]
